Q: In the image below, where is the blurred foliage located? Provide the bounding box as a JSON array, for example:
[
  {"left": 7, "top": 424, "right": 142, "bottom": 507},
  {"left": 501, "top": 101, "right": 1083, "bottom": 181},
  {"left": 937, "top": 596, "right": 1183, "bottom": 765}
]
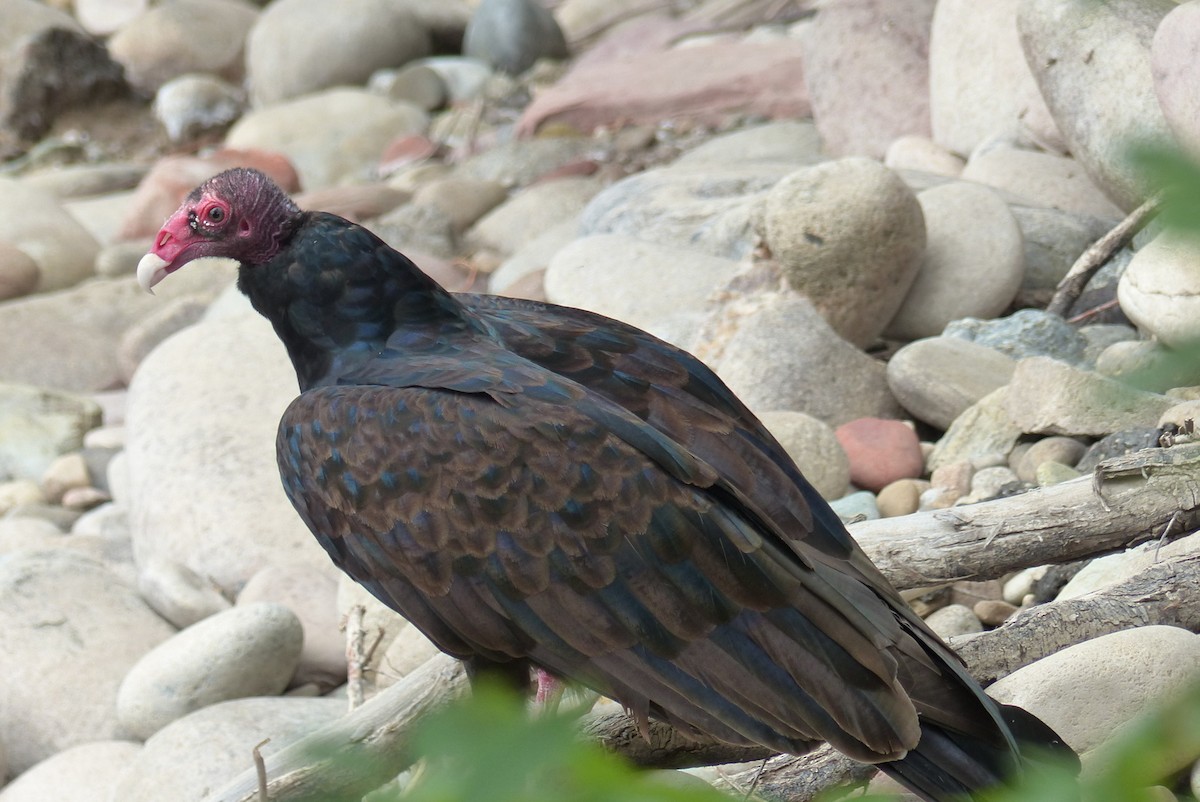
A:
[
  {"left": 1131, "top": 143, "right": 1200, "bottom": 238},
  {"left": 351, "top": 673, "right": 1200, "bottom": 802}
]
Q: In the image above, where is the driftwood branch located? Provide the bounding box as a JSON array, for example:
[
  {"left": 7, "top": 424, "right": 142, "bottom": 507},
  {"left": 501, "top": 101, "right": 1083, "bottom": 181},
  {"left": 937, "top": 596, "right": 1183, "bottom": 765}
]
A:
[
  {"left": 1045, "top": 190, "right": 1162, "bottom": 317},
  {"left": 208, "top": 446, "right": 1200, "bottom": 801},
  {"left": 849, "top": 443, "right": 1200, "bottom": 591},
  {"left": 207, "top": 653, "right": 469, "bottom": 802}
]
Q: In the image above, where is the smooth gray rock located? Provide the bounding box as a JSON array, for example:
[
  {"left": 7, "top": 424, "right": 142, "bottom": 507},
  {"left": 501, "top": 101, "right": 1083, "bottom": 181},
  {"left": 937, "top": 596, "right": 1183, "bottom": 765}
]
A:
[
  {"left": 759, "top": 410, "right": 851, "bottom": 500},
  {"left": 246, "top": 0, "right": 431, "bottom": 106},
  {"left": 136, "top": 556, "right": 231, "bottom": 629},
  {"left": 928, "top": 387, "right": 1024, "bottom": 472},
  {"left": 1017, "top": 0, "right": 1175, "bottom": 210},
  {"left": 1015, "top": 435, "right": 1087, "bottom": 482},
  {"left": 116, "top": 603, "right": 304, "bottom": 739},
  {"left": 1010, "top": 204, "right": 1114, "bottom": 307},
  {"left": 113, "top": 696, "right": 345, "bottom": 802},
  {"left": 238, "top": 562, "right": 346, "bottom": 690},
  {"left": 1118, "top": 231, "right": 1200, "bottom": 348},
  {"left": 0, "top": 178, "right": 99, "bottom": 292},
  {"left": 693, "top": 292, "right": 903, "bottom": 427},
  {"left": 988, "top": 625, "right": 1200, "bottom": 754},
  {"left": 581, "top": 164, "right": 789, "bottom": 260},
  {"left": 225, "top": 89, "right": 428, "bottom": 189},
  {"left": 463, "top": 0, "right": 568, "bottom": 75},
  {"left": 108, "top": 0, "right": 258, "bottom": 94},
  {"left": 0, "top": 383, "right": 100, "bottom": 482},
  {"left": 675, "top": 121, "right": 824, "bottom": 167},
  {"left": 468, "top": 177, "right": 601, "bottom": 257},
  {"left": 887, "top": 182, "right": 1025, "bottom": 341},
  {"left": 544, "top": 234, "right": 739, "bottom": 347},
  {"left": 886, "top": 337, "right": 1017, "bottom": 431},
  {"left": 0, "top": 740, "right": 141, "bottom": 802},
  {"left": 929, "top": 0, "right": 1061, "bottom": 155},
  {"left": 126, "top": 301, "right": 332, "bottom": 594},
  {"left": 759, "top": 158, "right": 926, "bottom": 346},
  {"left": 962, "top": 144, "right": 1123, "bottom": 219},
  {"left": 489, "top": 219, "right": 577, "bottom": 295},
  {"left": 925, "top": 604, "right": 984, "bottom": 639},
  {"left": 0, "top": 550, "right": 174, "bottom": 773},
  {"left": 1006, "top": 356, "right": 1175, "bottom": 436},
  {"left": 943, "top": 308, "right": 1089, "bottom": 365},
  {"left": 153, "top": 73, "right": 244, "bottom": 142},
  {"left": 829, "top": 490, "right": 881, "bottom": 523}
]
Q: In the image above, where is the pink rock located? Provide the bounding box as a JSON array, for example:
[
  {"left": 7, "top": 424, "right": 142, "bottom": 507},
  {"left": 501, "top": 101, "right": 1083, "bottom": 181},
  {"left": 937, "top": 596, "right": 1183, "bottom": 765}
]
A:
[
  {"left": 834, "top": 417, "right": 924, "bottom": 492},
  {"left": 117, "top": 149, "right": 300, "bottom": 241},
  {"left": 517, "top": 39, "right": 809, "bottom": 136},
  {"left": 798, "top": 0, "right": 935, "bottom": 158}
]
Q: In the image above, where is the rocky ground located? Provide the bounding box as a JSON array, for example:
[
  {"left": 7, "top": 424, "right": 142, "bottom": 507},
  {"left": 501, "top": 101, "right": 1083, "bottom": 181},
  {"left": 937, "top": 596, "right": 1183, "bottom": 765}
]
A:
[{"left": 2, "top": 0, "right": 1200, "bottom": 799}]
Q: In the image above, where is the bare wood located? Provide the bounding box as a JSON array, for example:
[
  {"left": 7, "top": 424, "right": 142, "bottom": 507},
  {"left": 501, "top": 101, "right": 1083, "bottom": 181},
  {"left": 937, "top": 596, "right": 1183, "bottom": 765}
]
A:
[
  {"left": 1046, "top": 191, "right": 1162, "bottom": 317},
  {"left": 849, "top": 443, "right": 1200, "bottom": 591},
  {"left": 581, "top": 708, "right": 775, "bottom": 768},
  {"left": 344, "top": 604, "right": 367, "bottom": 711},
  {"left": 208, "top": 653, "right": 468, "bottom": 802},
  {"left": 714, "top": 746, "right": 876, "bottom": 801}
]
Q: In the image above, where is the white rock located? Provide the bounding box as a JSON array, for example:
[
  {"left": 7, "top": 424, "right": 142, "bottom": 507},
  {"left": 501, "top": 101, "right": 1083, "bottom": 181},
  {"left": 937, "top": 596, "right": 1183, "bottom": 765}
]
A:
[
  {"left": 225, "top": 88, "right": 428, "bottom": 190},
  {"left": 962, "top": 144, "right": 1123, "bottom": 220},
  {"left": 116, "top": 602, "right": 304, "bottom": 739},
  {"left": 988, "top": 625, "right": 1200, "bottom": 753},
  {"left": 113, "top": 696, "right": 345, "bottom": 802},
  {"left": 1017, "top": 0, "right": 1175, "bottom": 210},
  {"left": 883, "top": 135, "right": 964, "bottom": 176},
  {"left": 0, "top": 740, "right": 140, "bottom": 802},
  {"left": 489, "top": 219, "right": 577, "bottom": 295},
  {"left": 929, "top": 0, "right": 1062, "bottom": 155},
  {"left": 1118, "top": 231, "right": 1200, "bottom": 348},
  {"left": 468, "top": 177, "right": 602, "bottom": 257},
  {"left": 375, "top": 622, "right": 443, "bottom": 690},
  {"left": 886, "top": 182, "right": 1025, "bottom": 341},
  {"left": 0, "top": 178, "right": 99, "bottom": 292},
  {"left": 759, "top": 158, "right": 926, "bottom": 347},
  {"left": 1002, "top": 565, "right": 1049, "bottom": 605},
  {"left": 136, "top": 556, "right": 232, "bottom": 629},
  {"left": 0, "top": 550, "right": 174, "bottom": 773},
  {"left": 1152, "top": 2, "right": 1200, "bottom": 155},
  {"left": 153, "top": 73, "right": 244, "bottom": 142},
  {"left": 126, "top": 306, "right": 331, "bottom": 593},
  {"left": 544, "top": 234, "right": 739, "bottom": 347},
  {"left": 675, "top": 121, "right": 824, "bottom": 167}
]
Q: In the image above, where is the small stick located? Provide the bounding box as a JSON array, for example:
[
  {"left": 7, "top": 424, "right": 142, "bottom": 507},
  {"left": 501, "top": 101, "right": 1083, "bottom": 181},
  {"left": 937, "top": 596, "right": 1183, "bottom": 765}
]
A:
[
  {"left": 344, "top": 604, "right": 368, "bottom": 711},
  {"left": 253, "top": 738, "right": 271, "bottom": 801}
]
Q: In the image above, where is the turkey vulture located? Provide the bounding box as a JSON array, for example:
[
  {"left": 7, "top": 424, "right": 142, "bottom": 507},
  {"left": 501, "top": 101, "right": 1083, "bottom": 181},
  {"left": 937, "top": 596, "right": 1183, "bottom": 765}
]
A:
[{"left": 139, "top": 168, "right": 1073, "bottom": 801}]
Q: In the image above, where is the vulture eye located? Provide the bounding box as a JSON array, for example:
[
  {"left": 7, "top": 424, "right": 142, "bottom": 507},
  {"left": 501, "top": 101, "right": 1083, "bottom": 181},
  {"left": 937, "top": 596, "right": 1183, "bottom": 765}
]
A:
[{"left": 208, "top": 206, "right": 225, "bottom": 222}]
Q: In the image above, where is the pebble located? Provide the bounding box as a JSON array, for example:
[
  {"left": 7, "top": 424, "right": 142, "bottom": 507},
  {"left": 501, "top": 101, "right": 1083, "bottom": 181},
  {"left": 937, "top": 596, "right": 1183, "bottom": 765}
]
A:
[
  {"left": 0, "top": 740, "right": 141, "bottom": 802},
  {"left": 829, "top": 490, "right": 881, "bottom": 524},
  {"left": 973, "top": 599, "right": 1018, "bottom": 627},
  {"left": 113, "top": 696, "right": 346, "bottom": 802},
  {"left": 0, "top": 383, "right": 101, "bottom": 482},
  {"left": 1010, "top": 205, "right": 1114, "bottom": 308},
  {"left": 0, "top": 178, "right": 98, "bottom": 293},
  {"left": 37, "top": 451, "right": 90, "bottom": 503},
  {"left": 1077, "top": 426, "right": 1161, "bottom": 473},
  {"left": 886, "top": 336, "right": 1017, "bottom": 431},
  {"left": 759, "top": 410, "right": 851, "bottom": 501},
  {"left": 136, "top": 556, "right": 231, "bottom": 629},
  {"left": 760, "top": 158, "right": 926, "bottom": 346},
  {"left": 489, "top": 219, "right": 578, "bottom": 295},
  {"left": 116, "top": 602, "right": 304, "bottom": 739},
  {"left": 674, "top": 120, "right": 824, "bottom": 168},
  {"left": 107, "top": 0, "right": 259, "bottom": 94},
  {"left": 925, "top": 604, "right": 983, "bottom": 639},
  {"left": 875, "top": 478, "right": 928, "bottom": 517},
  {"left": 927, "top": 459, "right": 974, "bottom": 508},
  {"left": 0, "top": 242, "right": 38, "bottom": 301},
  {"left": 153, "top": 73, "right": 244, "bottom": 142},
  {"left": 463, "top": 0, "right": 569, "bottom": 75},
  {"left": 453, "top": 137, "right": 594, "bottom": 189},
  {"left": 967, "top": 465, "right": 1019, "bottom": 501},
  {"left": 238, "top": 563, "right": 346, "bottom": 690},
  {"left": 416, "top": 56, "right": 493, "bottom": 104},
  {"left": 0, "top": 550, "right": 174, "bottom": 773},
  {"left": 1003, "top": 566, "right": 1049, "bottom": 606},
  {"left": 1078, "top": 323, "right": 1139, "bottom": 369},
  {"left": 377, "top": 63, "right": 448, "bottom": 111},
  {"left": 246, "top": 0, "right": 431, "bottom": 106},
  {"left": 694, "top": 292, "right": 903, "bottom": 426},
  {"left": 797, "top": 0, "right": 934, "bottom": 158},
  {"left": 1017, "top": 0, "right": 1174, "bottom": 211},
  {"left": 834, "top": 418, "right": 924, "bottom": 493},
  {"left": 883, "top": 136, "right": 964, "bottom": 177},
  {"left": 1118, "top": 231, "right": 1200, "bottom": 348},
  {"left": 1006, "top": 356, "right": 1175, "bottom": 437},
  {"left": 988, "top": 626, "right": 1200, "bottom": 754},
  {"left": 886, "top": 181, "right": 1025, "bottom": 341},
  {"left": 1015, "top": 436, "right": 1083, "bottom": 480}
]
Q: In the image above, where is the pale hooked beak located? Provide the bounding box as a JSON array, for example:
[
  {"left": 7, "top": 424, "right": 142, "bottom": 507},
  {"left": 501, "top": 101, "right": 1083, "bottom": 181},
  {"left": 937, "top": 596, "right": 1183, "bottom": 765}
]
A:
[{"left": 137, "top": 252, "right": 170, "bottom": 295}]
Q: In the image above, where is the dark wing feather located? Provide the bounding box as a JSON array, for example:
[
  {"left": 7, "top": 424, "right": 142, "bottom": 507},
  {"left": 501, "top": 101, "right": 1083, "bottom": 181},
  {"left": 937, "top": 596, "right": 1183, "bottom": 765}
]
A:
[{"left": 278, "top": 345, "right": 945, "bottom": 764}]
